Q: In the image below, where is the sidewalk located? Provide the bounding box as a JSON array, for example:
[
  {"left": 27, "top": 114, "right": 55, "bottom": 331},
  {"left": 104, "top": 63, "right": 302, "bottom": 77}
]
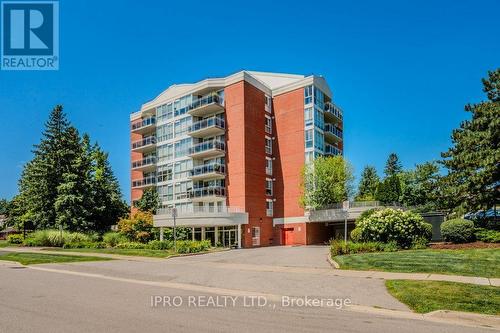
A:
[{"left": 327, "top": 256, "right": 500, "bottom": 287}]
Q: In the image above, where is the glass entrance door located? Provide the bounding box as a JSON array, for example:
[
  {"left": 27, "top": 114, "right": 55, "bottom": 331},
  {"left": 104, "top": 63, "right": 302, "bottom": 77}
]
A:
[{"left": 218, "top": 226, "right": 237, "bottom": 248}]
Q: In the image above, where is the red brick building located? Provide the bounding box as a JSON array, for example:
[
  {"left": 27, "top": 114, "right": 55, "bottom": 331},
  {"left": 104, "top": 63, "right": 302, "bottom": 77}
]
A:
[{"left": 130, "top": 71, "right": 343, "bottom": 248}]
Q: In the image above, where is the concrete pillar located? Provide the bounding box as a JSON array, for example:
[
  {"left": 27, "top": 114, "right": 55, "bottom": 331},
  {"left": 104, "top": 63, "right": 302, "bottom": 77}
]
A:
[
  {"left": 192, "top": 227, "right": 195, "bottom": 241},
  {"left": 201, "top": 227, "right": 206, "bottom": 241},
  {"left": 214, "top": 226, "right": 219, "bottom": 246},
  {"left": 160, "top": 227, "right": 164, "bottom": 241},
  {"left": 237, "top": 224, "right": 242, "bottom": 249}
]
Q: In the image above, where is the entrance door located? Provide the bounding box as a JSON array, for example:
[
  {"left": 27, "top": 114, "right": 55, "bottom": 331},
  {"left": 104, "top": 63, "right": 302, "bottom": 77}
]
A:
[
  {"left": 252, "top": 227, "right": 260, "bottom": 246},
  {"left": 282, "top": 228, "right": 294, "bottom": 245}
]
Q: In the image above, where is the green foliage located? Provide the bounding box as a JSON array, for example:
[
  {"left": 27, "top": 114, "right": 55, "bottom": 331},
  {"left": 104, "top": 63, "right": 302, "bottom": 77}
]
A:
[
  {"left": 422, "top": 223, "right": 433, "bottom": 241},
  {"left": 355, "top": 208, "right": 429, "bottom": 248},
  {"left": 114, "top": 242, "right": 148, "bottom": 249},
  {"left": 441, "top": 219, "right": 475, "bottom": 243},
  {"left": 102, "top": 232, "right": 129, "bottom": 247},
  {"left": 350, "top": 228, "right": 362, "bottom": 242},
  {"left": 400, "top": 162, "right": 442, "bottom": 209},
  {"left": 7, "top": 234, "right": 23, "bottom": 244},
  {"left": 300, "top": 156, "right": 354, "bottom": 209},
  {"left": 0, "top": 198, "right": 8, "bottom": 216},
  {"left": 133, "top": 187, "right": 161, "bottom": 214},
  {"left": 441, "top": 69, "right": 500, "bottom": 213},
  {"left": 355, "top": 166, "right": 380, "bottom": 201},
  {"left": 22, "top": 229, "right": 91, "bottom": 247},
  {"left": 148, "top": 240, "right": 173, "bottom": 250},
  {"left": 475, "top": 228, "right": 500, "bottom": 243},
  {"left": 375, "top": 175, "right": 401, "bottom": 204},
  {"left": 63, "top": 241, "right": 105, "bottom": 249},
  {"left": 175, "top": 240, "right": 211, "bottom": 254},
  {"left": 10, "top": 105, "right": 127, "bottom": 233},
  {"left": 384, "top": 153, "right": 402, "bottom": 177},
  {"left": 117, "top": 211, "right": 155, "bottom": 243},
  {"left": 330, "top": 240, "right": 397, "bottom": 256},
  {"left": 411, "top": 236, "right": 430, "bottom": 250}
]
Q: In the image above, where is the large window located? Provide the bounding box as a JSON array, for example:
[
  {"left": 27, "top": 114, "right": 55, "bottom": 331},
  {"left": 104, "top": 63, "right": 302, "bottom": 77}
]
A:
[
  {"left": 314, "top": 86, "right": 325, "bottom": 109},
  {"left": 157, "top": 164, "right": 173, "bottom": 182},
  {"left": 265, "top": 137, "right": 272, "bottom": 155},
  {"left": 266, "top": 200, "right": 273, "bottom": 217},
  {"left": 157, "top": 103, "right": 173, "bottom": 123},
  {"left": 305, "top": 129, "right": 313, "bottom": 148},
  {"left": 175, "top": 138, "right": 191, "bottom": 158},
  {"left": 265, "top": 115, "right": 272, "bottom": 134},
  {"left": 265, "top": 157, "right": 273, "bottom": 175},
  {"left": 304, "top": 85, "right": 313, "bottom": 104},
  {"left": 174, "top": 117, "right": 191, "bottom": 137},
  {"left": 157, "top": 123, "right": 173, "bottom": 142},
  {"left": 174, "top": 181, "right": 192, "bottom": 200},
  {"left": 314, "top": 107, "right": 324, "bottom": 130},
  {"left": 158, "top": 184, "right": 173, "bottom": 201},
  {"left": 314, "top": 129, "right": 324, "bottom": 151},
  {"left": 157, "top": 143, "right": 173, "bottom": 162},
  {"left": 174, "top": 159, "right": 192, "bottom": 179},
  {"left": 304, "top": 107, "right": 313, "bottom": 127},
  {"left": 265, "top": 178, "right": 273, "bottom": 196}
]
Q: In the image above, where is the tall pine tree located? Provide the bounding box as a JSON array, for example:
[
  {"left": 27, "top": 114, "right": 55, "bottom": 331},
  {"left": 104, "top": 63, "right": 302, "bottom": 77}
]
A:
[
  {"left": 441, "top": 69, "right": 500, "bottom": 213},
  {"left": 384, "top": 153, "right": 402, "bottom": 177},
  {"left": 356, "top": 166, "right": 380, "bottom": 201}
]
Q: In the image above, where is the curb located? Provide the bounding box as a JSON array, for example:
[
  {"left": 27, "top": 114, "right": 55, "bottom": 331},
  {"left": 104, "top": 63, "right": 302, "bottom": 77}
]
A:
[{"left": 326, "top": 255, "right": 340, "bottom": 268}]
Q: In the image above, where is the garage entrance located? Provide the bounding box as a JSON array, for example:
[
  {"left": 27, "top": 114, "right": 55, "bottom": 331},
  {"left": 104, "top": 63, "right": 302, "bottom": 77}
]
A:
[{"left": 282, "top": 228, "right": 294, "bottom": 245}]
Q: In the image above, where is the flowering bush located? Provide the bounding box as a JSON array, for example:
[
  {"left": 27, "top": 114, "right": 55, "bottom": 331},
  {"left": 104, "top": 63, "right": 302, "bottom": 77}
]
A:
[{"left": 355, "top": 208, "right": 432, "bottom": 248}]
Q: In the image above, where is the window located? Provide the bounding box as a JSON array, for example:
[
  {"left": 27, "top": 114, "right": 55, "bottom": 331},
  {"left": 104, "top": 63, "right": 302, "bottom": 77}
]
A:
[
  {"left": 156, "top": 103, "right": 173, "bottom": 123},
  {"left": 266, "top": 200, "right": 273, "bottom": 217},
  {"left": 265, "top": 178, "right": 273, "bottom": 196},
  {"left": 305, "top": 129, "right": 313, "bottom": 148},
  {"left": 314, "top": 107, "right": 324, "bottom": 130},
  {"left": 304, "top": 85, "right": 313, "bottom": 104},
  {"left": 304, "top": 107, "right": 313, "bottom": 127},
  {"left": 174, "top": 159, "right": 192, "bottom": 179},
  {"left": 157, "top": 164, "right": 173, "bottom": 182},
  {"left": 157, "top": 143, "right": 173, "bottom": 162},
  {"left": 305, "top": 151, "right": 314, "bottom": 163},
  {"left": 175, "top": 138, "right": 191, "bottom": 158},
  {"left": 265, "top": 137, "right": 272, "bottom": 155},
  {"left": 158, "top": 184, "right": 173, "bottom": 201},
  {"left": 265, "top": 95, "right": 272, "bottom": 113},
  {"left": 265, "top": 157, "right": 273, "bottom": 175},
  {"left": 265, "top": 116, "right": 272, "bottom": 134},
  {"left": 314, "top": 130, "right": 324, "bottom": 151},
  {"left": 174, "top": 117, "right": 191, "bottom": 137},
  {"left": 174, "top": 181, "right": 192, "bottom": 200},
  {"left": 314, "top": 86, "right": 325, "bottom": 109},
  {"left": 157, "top": 123, "right": 173, "bottom": 142}
]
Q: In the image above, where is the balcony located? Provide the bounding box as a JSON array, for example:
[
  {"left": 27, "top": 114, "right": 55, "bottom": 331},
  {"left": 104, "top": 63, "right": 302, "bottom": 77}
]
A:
[
  {"left": 324, "top": 102, "right": 343, "bottom": 123},
  {"left": 189, "top": 163, "right": 225, "bottom": 181},
  {"left": 189, "top": 140, "right": 225, "bottom": 159},
  {"left": 188, "top": 186, "right": 226, "bottom": 202},
  {"left": 325, "top": 144, "right": 341, "bottom": 157},
  {"left": 324, "top": 124, "right": 343, "bottom": 142},
  {"left": 131, "top": 175, "right": 157, "bottom": 189},
  {"left": 131, "top": 117, "right": 156, "bottom": 134},
  {"left": 153, "top": 206, "right": 248, "bottom": 228},
  {"left": 188, "top": 117, "right": 225, "bottom": 138},
  {"left": 131, "top": 136, "right": 156, "bottom": 153},
  {"left": 187, "top": 94, "right": 224, "bottom": 117},
  {"left": 131, "top": 156, "right": 157, "bottom": 173}
]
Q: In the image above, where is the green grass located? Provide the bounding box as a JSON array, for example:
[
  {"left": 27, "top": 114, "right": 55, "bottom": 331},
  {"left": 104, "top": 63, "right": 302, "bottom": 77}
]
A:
[
  {"left": 0, "top": 251, "right": 112, "bottom": 265},
  {"left": 386, "top": 280, "right": 500, "bottom": 315},
  {"left": 0, "top": 240, "right": 12, "bottom": 248},
  {"left": 334, "top": 248, "right": 500, "bottom": 278}
]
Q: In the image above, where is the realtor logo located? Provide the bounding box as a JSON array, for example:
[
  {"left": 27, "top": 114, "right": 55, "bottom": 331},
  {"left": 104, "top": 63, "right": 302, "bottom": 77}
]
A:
[{"left": 1, "top": 0, "right": 59, "bottom": 70}]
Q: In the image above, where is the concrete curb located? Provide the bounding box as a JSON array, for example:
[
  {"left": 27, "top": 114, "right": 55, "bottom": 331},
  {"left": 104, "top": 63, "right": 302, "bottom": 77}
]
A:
[{"left": 326, "top": 255, "right": 340, "bottom": 268}]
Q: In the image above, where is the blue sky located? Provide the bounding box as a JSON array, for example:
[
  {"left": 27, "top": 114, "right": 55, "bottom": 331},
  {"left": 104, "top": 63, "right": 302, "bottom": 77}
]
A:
[{"left": 0, "top": 0, "right": 499, "bottom": 202}]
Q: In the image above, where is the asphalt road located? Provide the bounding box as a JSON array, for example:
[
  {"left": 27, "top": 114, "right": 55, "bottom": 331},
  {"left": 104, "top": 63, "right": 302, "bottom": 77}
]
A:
[{"left": 0, "top": 246, "right": 494, "bottom": 333}]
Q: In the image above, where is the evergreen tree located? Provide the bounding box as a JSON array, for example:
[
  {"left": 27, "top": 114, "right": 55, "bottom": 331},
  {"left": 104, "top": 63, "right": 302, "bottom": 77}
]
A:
[
  {"left": 400, "top": 162, "right": 441, "bottom": 208},
  {"left": 375, "top": 175, "right": 401, "bottom": 204},
  {"left": 441, "top": 69, "right": 500, "bottom": 212},
  {"left": 356, "top": 166, "right": 380, "bottom": 201},
  {"left": 90, "top": 143, "right": 128, "bottom": 232},
  {"left": 134, "top": 187, "right": 161, "bottom": 214},
  {"left": 384, "top": 153, "right": 403, "bottom": 177}
]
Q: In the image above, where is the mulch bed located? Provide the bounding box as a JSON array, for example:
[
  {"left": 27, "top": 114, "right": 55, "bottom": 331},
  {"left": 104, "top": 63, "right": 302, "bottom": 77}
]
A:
[{"left": 429, "top": 241, "right": 500, "bottom": 249}]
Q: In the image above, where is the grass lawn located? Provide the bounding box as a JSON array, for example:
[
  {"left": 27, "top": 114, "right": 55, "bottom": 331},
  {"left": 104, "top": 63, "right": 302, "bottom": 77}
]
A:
[
  {"left": 47, "top": 247, "right": 176, "bottom": 258},
  {"left": 334, "top": 248, "right": 500, "bottom": 278},
  {"left": 0, "top": 240, "right": 12, "bottom": 248},
  {"left": 386, "top": 280, "right": 500, "bottom": 315},
  {"left": 0, "top": 251, "right": 112, "bottom": 265}
]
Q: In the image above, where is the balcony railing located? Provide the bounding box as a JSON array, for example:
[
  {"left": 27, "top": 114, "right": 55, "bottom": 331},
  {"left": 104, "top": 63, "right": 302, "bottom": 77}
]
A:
[
  {"left": 324, "top": 124, "right": 343, "bottom": 140},
  {"left": 325, "top": 144, "right": 341, "bottom": 156},
  {"left": 189, "top": 140, "right": 225, "bottom": 155},
  {"left": 188, "top": 94, "right": 223, "bottom": 112},
  {"left": 132, "top": 136, "right": 156, "bottom": 150},
  {"left": 188, "top": 186, "right": 226, "bottom": 199},
  {"left": 190, "top": 163, "right": 226, "bottom": 177},
  {"left": 131, "top": 175, "right": 157, "bottom": 188},
  {"left": 188, "top": 116, "right": 225, "bottom": 133},
  {"left": 132, "top": 156, "right": 157, "bottom": 169},
  {"left": 131, "top": 117, "right": 156, "bottom": 131},
  {"left": 156, "top": 206, "right": 244, "bottom": 216},
  {"left": 324, "top": 102, "right": 343, "bottom": 120}
]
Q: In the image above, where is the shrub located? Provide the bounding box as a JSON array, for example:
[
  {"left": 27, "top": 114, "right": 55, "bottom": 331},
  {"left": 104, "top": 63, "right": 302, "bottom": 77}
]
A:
[
  {"left": 474, "top": 228, "right": 500, "bottom": 243},
  {"left": 148, "top": 240, "right": 172, "bottom": 250},
  {"left": 355, "top": 208, "right": 429, "bottom": 248},
  {"left": 411, "top": 236, "right": 429, "bottom": 250},
  {"left": 115, "top": 242, "right": 148, "bottom": 249},
  {"left": 330, "top": 239, "right": 386, "bottom": 256},
  {"left": 382, "top": 240, "right": 399, "bottom": 252},
  {"left": 7, "top": 234, "right": 23, "bottom": 244},
  {"left": 176, "top": 240, "right": 211, "bottom": 254},
  {"left": 102, "top": 232, "right": 128, "bottom": 247},
  {"left": 22, "top": 230, "right": 93, "bottom": 247},
  {"left": 441, "top": 219, "right": 475, "bottom": 243},
  {"left": 350, "top": 228, "right": 362, "bottom": 242},
  {"left": 117, "top": 212, "right": 155, "bottom": 243},
  {"left": 63, "top": 241, "right": 102, "bottom": 249},
  {"left": 66, "top": 232, "right": 91, "bottom": 243},
  {"left": 422, "top": 223, "right": 433, "bottom": 241}
]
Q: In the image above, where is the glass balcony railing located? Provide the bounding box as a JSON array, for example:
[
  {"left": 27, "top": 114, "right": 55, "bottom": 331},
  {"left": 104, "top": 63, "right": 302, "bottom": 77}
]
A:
[
  {"left": 188, "top": 94, "right": 223, "bottom": 112},
  {"left": 188, "top": 186, "right": 226, "bottom": 199},
  {"left": 132, "top": 175, "right": 157, "bottom": 188},
  {"left": 131, "top": 117, "right": 156, "bottom": 131},
  {"left": 189, "top": 117, "right": 225, "bottom": 133},
  {"left": 324, "top": 124, "right": 343, "bottom": 140},
  {"left": 325, "top": 144, "right": 341, "bottom": 156},
  {"left": 324, "top": 102, "right": 343, "bottom": 120},
  {"left": 190, "top": 163, "right": 226, "bottom": 177},
  {"left": 189, "top": 140, "right": 225, "bottom": 155},
  {"left": 132, "top": 156, "right": 156, "bottom": 169},
  {"left": 132, "top": 136, "right": 156, "bottom": 149}
]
